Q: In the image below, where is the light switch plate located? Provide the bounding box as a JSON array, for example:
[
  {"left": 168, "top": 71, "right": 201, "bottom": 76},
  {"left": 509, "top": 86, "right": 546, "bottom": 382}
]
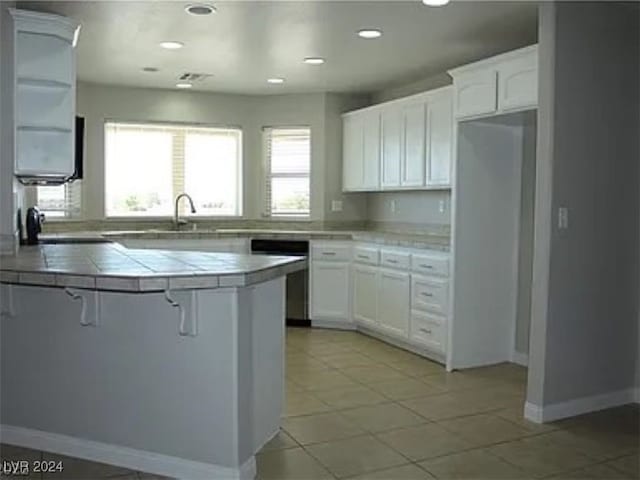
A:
[
  {"left": 331, "top": 200, "right": 343, "bottom": 212},
  {"left": 558, "top": 207, "right": 569, "bottom": 229}
]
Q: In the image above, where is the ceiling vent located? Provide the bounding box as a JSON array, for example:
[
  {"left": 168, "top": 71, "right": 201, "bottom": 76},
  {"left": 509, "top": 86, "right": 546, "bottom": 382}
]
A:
[{"left": 178, "top": 73, "right": 213, "bottom": 83}]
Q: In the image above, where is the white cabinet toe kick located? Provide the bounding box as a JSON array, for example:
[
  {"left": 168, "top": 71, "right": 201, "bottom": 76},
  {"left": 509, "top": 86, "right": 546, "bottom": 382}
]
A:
[
  {"left": 309, "top": 241, "right": 450, "bottom": 366},
  {"left": 0, "top": 278, "right": 286, "bottom": 480}
]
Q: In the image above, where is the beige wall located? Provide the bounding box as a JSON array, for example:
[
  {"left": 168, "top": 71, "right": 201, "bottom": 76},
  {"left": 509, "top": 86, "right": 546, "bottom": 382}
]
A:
[{"left": 70, "top": 83, "right": 368, "bottom": 224}]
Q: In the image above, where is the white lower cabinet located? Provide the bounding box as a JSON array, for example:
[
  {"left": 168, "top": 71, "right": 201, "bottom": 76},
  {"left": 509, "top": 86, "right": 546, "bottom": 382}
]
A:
[
  {"left": 411, "top": 275, "right": 448, "bottom": 316},
  {"left": 310, "top": 241, "right": 450, "bottom": 362},
  {"left": 352, "top": 264, "right": 379, "bottom": 328},
  {"left": 378, "top": 269, "right": 410, "bottom": 338},
  {"left": 411, "top": 311, "right": 446, "bottom": 353},
  {"left": 310, "top": 261, "right": 351, "bottom": 322}
]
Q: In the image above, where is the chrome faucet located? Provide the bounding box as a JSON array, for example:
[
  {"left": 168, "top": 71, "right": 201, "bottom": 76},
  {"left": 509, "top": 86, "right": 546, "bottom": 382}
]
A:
[{"left": 174, "top": 193, "right": 197, "bottom": 230}]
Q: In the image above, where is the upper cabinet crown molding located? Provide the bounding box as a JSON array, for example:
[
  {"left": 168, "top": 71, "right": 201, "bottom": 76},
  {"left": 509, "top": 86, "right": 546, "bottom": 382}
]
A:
[
  {"left": 9, "top": 8, "right": 79, "bottom": 42},
  {"left": 448, "top": 44, "right": 538, "bottom": 120},
  {"left": 10, "top": 8, "right": 80, "bottom": 181}
]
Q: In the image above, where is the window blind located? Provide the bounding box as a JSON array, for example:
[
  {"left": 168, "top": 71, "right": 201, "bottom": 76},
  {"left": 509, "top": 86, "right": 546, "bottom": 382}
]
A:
[
  {"left": 105, "top": 122, "right": 242, "bottom": 217},
  {"left": 264, "top": 127, "right": 311, "bottom": 217},
  {"left": 37, "top": 181, "right": 82, "bottom": 218}
]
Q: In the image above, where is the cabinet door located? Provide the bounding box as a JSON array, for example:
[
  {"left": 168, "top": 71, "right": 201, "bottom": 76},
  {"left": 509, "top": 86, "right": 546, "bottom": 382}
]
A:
[
  {"left": 402, "top": 102, "right": 426, "bottom": 187},
  {"left": 342, "top": 115, "right": 364, "bottom": 191},
  {"left": 498, "top": 49, "right": 538, "bottom": 112},
  {"left": 426, "top": 92, "right": 453, "bottom": 186},
  {"left": 453, "top": 69, "right": 498, "bottom": 119},
  {"left": 378, "top": 269, "right": 410, "bottom": 338},
  {"left": 381, "top": 107, "right": 402, "bottom": 188},
  {"left": 352, "top": 265, "right": 379, "bottom": 328},
  {"left": 362, "top": 111, "right": 381, "bottom": 190},
  {"left": 310, "top": 262, "right": 351, "bottom": 321}
]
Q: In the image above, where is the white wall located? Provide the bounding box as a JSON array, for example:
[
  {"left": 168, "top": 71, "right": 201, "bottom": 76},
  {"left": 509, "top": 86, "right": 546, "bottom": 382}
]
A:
[
  {"left": 73, "top": 82, "right": 368, "bottom": 224},
  {"left": 451, "top": 117, "right": 526, "bottom": 369},
  {"left": 528, "top": 1, "right": 640, "bottom": 415},
  {"left": 0, "top": 3, "right": 17, "bottom": 253},
  {"left": 366, "top": 191, "right": 451, "bottom": 227}
]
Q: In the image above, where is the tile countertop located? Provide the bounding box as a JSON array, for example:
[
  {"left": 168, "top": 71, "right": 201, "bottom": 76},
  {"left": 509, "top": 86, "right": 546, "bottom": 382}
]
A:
[{"left": 0, "top": 243, "right": 306, "bottom": 292}]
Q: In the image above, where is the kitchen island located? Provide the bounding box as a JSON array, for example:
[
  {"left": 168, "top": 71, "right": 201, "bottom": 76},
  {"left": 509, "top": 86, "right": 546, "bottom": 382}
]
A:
[{"left": 0, "top": 243, "right": 306, "bottom": 479}]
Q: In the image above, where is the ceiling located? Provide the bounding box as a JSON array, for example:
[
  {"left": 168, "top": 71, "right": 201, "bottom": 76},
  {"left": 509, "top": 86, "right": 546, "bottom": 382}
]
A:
[{"left": 18, "top": 0, "right": 538, "bottom": 95}]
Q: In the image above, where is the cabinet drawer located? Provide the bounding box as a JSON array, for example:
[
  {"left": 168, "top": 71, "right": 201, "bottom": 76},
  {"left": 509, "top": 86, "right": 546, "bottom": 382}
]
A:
[
  {"left": 311, "top": 244, "right": 351, "bottom": 262},
  {"left": 411, "top": 311, "right": 446, "bottom": 353},
  {"left": 381, "top": 250, "right": 410, "bottom": 270},
  {"left": 411, "top": 276, "right": 448, "bottom": 315},
  {"left": 353, "top": 246, "right": 380, "bottom": 265},
  {"left": 411, "top": 254, "right": 449, "bottom": 277}
]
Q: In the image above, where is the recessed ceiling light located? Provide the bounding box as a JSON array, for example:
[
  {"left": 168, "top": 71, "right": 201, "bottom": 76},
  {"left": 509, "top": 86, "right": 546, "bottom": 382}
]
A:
[
  {"left": 160, "top": 41, "right": 184, "bottom": 50},
  {"left": 142, "top": 67, "right": 159, "bottom": 73},
  {"left": 176, "top": 82, "right": 193, "bottom": 89},
  {"left": 267, "top": 78, "right": 285, "bottom": 84},
  {"left": 422, "top": 0, "right": 450, "bottom": 5},
  {"left": 304, "top": 57, "right": 325, "bottom": 65},
  {"left": 357, "top": 29, "right": 382, "bottom": 39},
  {"left": 185, "top": 4, "right": 217, "bottom": 16}
]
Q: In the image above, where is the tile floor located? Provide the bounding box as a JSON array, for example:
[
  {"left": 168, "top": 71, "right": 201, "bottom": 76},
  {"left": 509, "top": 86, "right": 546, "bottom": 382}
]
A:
[{"left": 1, "top": 327, "right": 638, "bottom": 479}]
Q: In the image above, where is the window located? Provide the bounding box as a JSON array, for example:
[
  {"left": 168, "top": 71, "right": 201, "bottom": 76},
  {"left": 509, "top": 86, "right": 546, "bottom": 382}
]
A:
[
  {"left": 36, "top": 182, "right": 82, "bottom": 218},
  {"left": 105, "top": 122, "right": 242, "bottom": 217},
  {"left": 264, "top": 127, "right": 311, "bottom": 217}
]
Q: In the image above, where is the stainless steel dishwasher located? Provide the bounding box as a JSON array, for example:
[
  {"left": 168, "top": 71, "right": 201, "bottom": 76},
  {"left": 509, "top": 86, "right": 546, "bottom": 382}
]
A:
[{"left": 250, "top": 239, "right": 310, "bottom": 327}]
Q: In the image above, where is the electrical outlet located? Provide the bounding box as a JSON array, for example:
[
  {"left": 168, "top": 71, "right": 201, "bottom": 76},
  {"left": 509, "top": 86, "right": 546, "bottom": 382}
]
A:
[
  {"left": 331, "top": 200, "right": 343, "bottom": 212},
  {"left": 558, "top": 207, "right": 569, "bottom": 229},
  {"left": 390, "top": 199, "right": 397, "bottom": 213}
]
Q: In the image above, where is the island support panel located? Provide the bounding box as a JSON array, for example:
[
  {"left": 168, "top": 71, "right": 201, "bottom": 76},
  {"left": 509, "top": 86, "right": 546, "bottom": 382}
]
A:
[{"left": 0, "top": 277, "right": 285, "bottom": 480}]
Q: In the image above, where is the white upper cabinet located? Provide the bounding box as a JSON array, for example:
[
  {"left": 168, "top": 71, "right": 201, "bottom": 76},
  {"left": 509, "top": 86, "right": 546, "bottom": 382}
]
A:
[
  {"left": 451, "top": 69, "right": 498, "bottom": 120},
  {"left": 362, "top": 111, "right": 381, "bottom": 190},
  {"left": 342, "top": 86, "right": 453, "bottom": 192},
  {"left": 11, "top": 9, "right": 80, "bottom": 181},
  {"left": 401, "top": 102, "right": 426, "bottom": 187},
  {"left": 342, "top": 110, "right": 380, "bottom": 191},
  {"left": 498, "top": 48, "right": 538, "bottom": 112},
  {"left": 426, "top": 91, "right": 453, "bottom": 187},
  {"left": 342, "top": 114, "right": 364, "bottom": 191},
  {"left": 381, "top": 107, "right": 403, "bottom": 188},
  {"left": 449, "top": 45, "right": 538, "bottom": 120}
]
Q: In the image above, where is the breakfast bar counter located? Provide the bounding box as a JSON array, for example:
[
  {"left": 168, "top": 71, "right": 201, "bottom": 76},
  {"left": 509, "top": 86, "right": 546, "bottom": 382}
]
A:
[{"left": 0, "top": 244, "right": 305, "bottom": 479}]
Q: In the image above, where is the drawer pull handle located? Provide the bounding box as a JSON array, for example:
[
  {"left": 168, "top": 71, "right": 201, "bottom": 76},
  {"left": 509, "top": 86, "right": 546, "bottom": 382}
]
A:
[
  {"left": 420, "top": 264, "right": 434, "bottom": 269},
  {"left": 421, "top": 292, "right": 434, "bottom": 298},
  {"left": 387, "top": 259, "right": 398, "bottom": 264},
  {"left": 419, "top": 328, "right": 433, "bottom": 335},
  {"left": 357, "top": 255, "right": 368, "bottom": 259},
  {"left": 322, "top": 252, "right": 336, "bottom": 256}
]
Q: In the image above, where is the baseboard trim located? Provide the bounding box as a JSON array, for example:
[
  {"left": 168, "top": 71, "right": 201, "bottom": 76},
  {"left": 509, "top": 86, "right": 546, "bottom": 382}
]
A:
[
  {"left": 511, "top": 351, "right": 529, "bottom": 367},
  {"left": 524, "top": 388, "right": 637, "bottom": 424},
  {"left": 0, "top": 425, "right": 256, "bottom": 480},
  {"left": 311, "top": 319, "right": 356, "bottom": 331}
]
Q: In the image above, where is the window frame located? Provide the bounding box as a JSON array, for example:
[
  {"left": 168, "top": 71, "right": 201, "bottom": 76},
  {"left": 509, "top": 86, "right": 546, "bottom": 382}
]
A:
[
  {"left": 103, "top": 119, "right": 244, "bottom": 220},
  {"left": 262, "top": 126, "right": 312, "bottom": 219}
]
